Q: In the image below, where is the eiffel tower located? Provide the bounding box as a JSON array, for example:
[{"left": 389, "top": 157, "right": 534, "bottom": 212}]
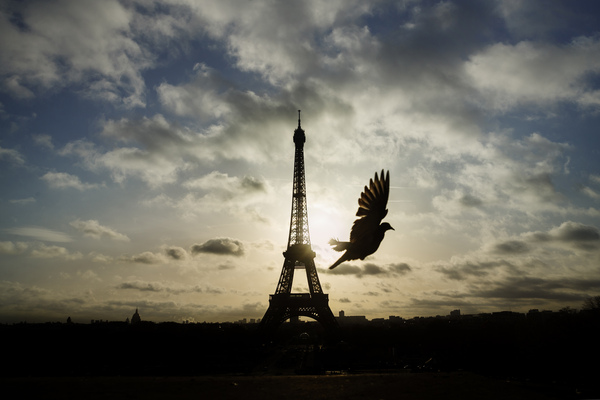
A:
[{"left": 259, "top": 111, "right": 340, "bottom": 338}]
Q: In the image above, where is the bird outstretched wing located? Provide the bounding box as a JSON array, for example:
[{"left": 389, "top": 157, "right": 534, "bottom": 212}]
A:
[{"left": 349, "top": 170, "right": 390, "bottom": 244}]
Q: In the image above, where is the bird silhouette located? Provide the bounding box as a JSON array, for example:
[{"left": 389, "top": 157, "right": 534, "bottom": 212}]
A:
[{"left": 329, "top": 170, "right": 394, "bottom": 269}]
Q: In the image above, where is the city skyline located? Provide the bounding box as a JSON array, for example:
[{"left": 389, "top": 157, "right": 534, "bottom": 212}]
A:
[{"left": 1, "top": 1, "right": 600, "bottom": 323}]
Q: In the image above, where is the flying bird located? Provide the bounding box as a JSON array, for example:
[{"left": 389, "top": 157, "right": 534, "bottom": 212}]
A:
[{"left": 329, "top": 170, "right": 394, "bottom": 269}]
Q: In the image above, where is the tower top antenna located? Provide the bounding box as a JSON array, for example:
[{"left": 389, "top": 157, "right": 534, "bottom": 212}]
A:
[{"left": 294, "top": 109, "right": 305, "bottom": 144}]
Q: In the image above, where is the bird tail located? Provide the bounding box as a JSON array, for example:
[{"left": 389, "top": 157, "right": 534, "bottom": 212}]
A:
[
  {"left": 329, "top": 238, "right": 350, "bottom": 252},
  {"left": 329, "top": 254, "right": 348, "bottom": 270}
]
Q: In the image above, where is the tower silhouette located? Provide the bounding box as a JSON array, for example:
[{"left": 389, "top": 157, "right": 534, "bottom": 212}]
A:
[{"left": 259, "top": 111, "right": 340, "bottom": 338}]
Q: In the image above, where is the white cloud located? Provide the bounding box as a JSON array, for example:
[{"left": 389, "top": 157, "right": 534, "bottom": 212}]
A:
[
  {"left": 119, "top": 251, "right": 165, "bottom": 264},
  {"left": 0, "top": 0, "right": 150, "bottom": 106},
  {"left": 0, "top": 241, "right": 28, "bottom": 255},
  {"left": 69, "top": 219, "right": 130, "bottom": 242},
  {"left": 9, "top": 197, "right": 36, "bottom": 205},
  {"left": 41, "top": 172, "right": 100, "bottom": 191},
  {"left": 0, "top": 146, "right": 25, "bottom": 165},
  {"left": 582, "top": 186, "right": 600, "bottom": 200},
  {"left": 4, "top": 227, "right": 72, "bottom": 243},
  {"left": 61, "top": 115, "right": 200, "bottom": 187},
  {"left": 33, "top": 134, "right": 54, "bottom": 150},
  {"left": 3, "top": 75, "right": 35, "bottom": 99},
  {"left": 31, "top": 244, "right": 82, "bottom": 260},
  {"left": 464, "top": 38, "right": 600, "bottom": 111}
]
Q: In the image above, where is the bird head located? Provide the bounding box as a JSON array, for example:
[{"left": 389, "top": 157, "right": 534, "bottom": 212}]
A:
[{"left": 380, "top": 222, "right": 394, "bottom": 232}]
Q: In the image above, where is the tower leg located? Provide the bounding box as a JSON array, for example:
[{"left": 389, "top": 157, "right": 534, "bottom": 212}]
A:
[{"left": 259, "top": 292, "right": 340, "bottom": 341}]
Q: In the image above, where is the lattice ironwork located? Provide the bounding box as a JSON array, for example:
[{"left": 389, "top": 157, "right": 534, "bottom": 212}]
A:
[
  {"left": 259, "top": 111, "right": 339, "bottom": 339},
  {"left": 287, "top": 111, "right": 310, "bottom": 247}
]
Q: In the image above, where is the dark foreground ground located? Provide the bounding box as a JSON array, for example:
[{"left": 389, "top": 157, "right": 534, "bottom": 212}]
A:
[
  {"left": 2, "top": 312, "right": 599, "bottom": 399},
  {"left": 1, "top": 372, "right": 579, "bottom": 400}
]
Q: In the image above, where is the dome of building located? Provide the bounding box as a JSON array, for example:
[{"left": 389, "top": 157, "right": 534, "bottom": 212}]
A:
[{"left": 131, "top": 308, "right": 141, "bottom": 324}]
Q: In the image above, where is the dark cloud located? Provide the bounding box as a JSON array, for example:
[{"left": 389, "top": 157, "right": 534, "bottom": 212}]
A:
[
  {"left": 321, "top": 262, "right": 412, "bottom": 278},
  {"left": 472, "top": 276, "right": 596, "bottom": 302},
  {"left": 436, "top": 260, "right": 512, "bottom": 281},
  {"left": 116, "top": 281, "right": 207, "bottom": 295},
  {"left": 526, "top": 221, "right": 600, "bottom": 250},
  {"left": 117, "top": 282, "right": 162, "bottom": 292},
  {"left": 390, "top": 263, "right": 412, "bottom": 275},
  {"left": 191, "top": 238, "right": 245, "bottom": 256},
  {"left": 164, "top": 246, "right": 187, "bottom": 260},
  {"left": 459, "top": 194, "right": 483, "bottom": 207},
  {"left": 362, "top": 263, "right": 387, "bottom": 275},
  {"left": 409, "top": 276, "right": 600, "bottom": 314},
  {"left": 523, "top": 173, "right": 561, "bottom": 202},
  {"left": 494, "top": 240, "right": 530, "bottom": 254},
  {"left": 553, "top": 221, "right": 599, "bottom": 243},
  {"left": 323, "top": 264, "right": 363, "bottom": 276},
  {"left": 240, "top": 175, "right": 267, "bottom": 192}
]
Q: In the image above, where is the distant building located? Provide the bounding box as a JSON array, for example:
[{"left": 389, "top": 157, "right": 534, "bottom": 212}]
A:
[
  {"left": 450, "top": 309, "right": 461, "bottom": 319},
  {"left": 131, "top": 308, "right": 141, "bottom": 324},
  {"left": 337, "top": 310, "right": 368, "bottom": 325}
]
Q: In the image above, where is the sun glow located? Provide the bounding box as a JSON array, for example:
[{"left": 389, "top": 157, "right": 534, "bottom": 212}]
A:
[{"left": 307, "top": 202, "right": 349, "bottom": 262}]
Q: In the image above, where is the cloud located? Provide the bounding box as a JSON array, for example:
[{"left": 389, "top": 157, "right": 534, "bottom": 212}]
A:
[
  {"left": 390, "top": 263, "right": 412, "bottom": 275},
  {"left": 459, "top": 194, "right": 483, "bottom": 207},
  {"left": 119, "top": 251, "right": 165, "bottom": 264},
  {"left": 184, "top": 171, "right": 268, "bottom": 195},
  {"left": 582, "top": 186, "right": 600, "bottom": 200},
  {"left": 191, "top": 238, "right": 245, "bottom": 257},
  {"left": 0, "top": 0, "right": 151, "bottom": 106},
  {"left": 0, "top": 146, "right": 25, "bottom": 165},
  {"left": 550, "top": 221, "right": 600, "bottom": 243},
  {"left": 471, "top": 276, "right": 600, "bottom": 302},
  {"left": 0, "top": 241, "right": 28, "bottom": 255},
  {"left": 322, "top": 262, "right": 412, "bottom": 278},
  {"left": 117, "top": 281, "right": 163, "bottom": 292},
  {"left": 77, "top": 270, "right": 101, "bottom": 282},
  {"left": 179, "top": 172, "right": 272, "bottom": 220},
  {"left": 521, "top": 221, "right": 600, "bottom": 251},
  {"left": 549, "top": 221, "right": 600, "bottom": 250},
  {"left": 464, "top": 37, "right": 600, "bottom": 111},
  {"left": 164, "top": 246, "right": 188, "bottom": 261},
  {"left": 31, "top": 244, "right": 82, "bottom": 260},
  {"left": 69, "top": 219, "right": 130, "bottom": 241},
  {"left": 436, "top": 260, "right": 513, "bottom": 281},
  {"left": 41, "top": 172, "right": 100, "bottom": 191},
  {"left": 61, "top": 115, "right": 278, "bottom": 189},
  {"left": 4, "top": 227, "right": 72, "bottom": 243},
  {"left": 33, "top": 134, "right": 54, "bottom": 150},
  {"left": 493, "top": 240, "right": 531, "bottom": 254},
  {"left": 116, "top": 280, "right": 212, "bottom": 295},
  {"left": 9, "top": 197, "right": 36, "bottom": 205}
]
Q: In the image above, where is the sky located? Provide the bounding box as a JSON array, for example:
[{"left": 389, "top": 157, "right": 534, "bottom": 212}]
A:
[{"left": 1, "top": 0, "right": 600, "bottom": 324}]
